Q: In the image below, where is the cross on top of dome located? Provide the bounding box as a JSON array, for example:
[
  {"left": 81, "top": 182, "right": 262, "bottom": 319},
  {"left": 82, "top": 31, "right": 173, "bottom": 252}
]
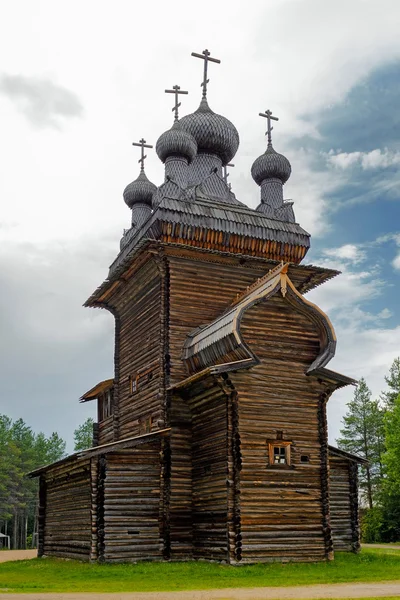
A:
[
  {"left": 165, "top": 85, "right": 189, "bottom": 122},
  {"left": 191, "top": 48, "right": 221, "bottom": 99},
  {"left": 259, "top": 109, "right": 279, "bottom": 148},
  {"left": 132, "top": 138, "right": 153, "bottom": 171}
]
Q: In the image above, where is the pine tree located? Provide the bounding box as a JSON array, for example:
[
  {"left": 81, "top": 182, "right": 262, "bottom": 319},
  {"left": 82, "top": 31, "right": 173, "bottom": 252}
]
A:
[
  {"left": 337, "top": 378, "right": 385, "bottom": 508},
  {"left": 73, "top": 417, "right": 94, "bottom": 451},
  {"left": 381, "top": 357, "right": 400, "bottom": 407}
]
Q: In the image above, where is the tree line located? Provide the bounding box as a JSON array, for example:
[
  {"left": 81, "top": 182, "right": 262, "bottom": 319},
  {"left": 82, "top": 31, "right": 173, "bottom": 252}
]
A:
[
  {"left": 0, "top": 416, "right": 93, "bottom": 549},
  {"left": 338, "top": 357, "right": 400, "bottom": 542}
]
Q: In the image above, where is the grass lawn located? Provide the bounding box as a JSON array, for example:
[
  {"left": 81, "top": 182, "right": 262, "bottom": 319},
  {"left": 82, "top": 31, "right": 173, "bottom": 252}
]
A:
[{"left": 0, "top": 548, "right": 399, "bottom": 594}]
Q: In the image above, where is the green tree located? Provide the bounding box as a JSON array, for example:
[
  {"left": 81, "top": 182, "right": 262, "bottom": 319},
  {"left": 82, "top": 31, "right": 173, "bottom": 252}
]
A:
[
  {"left": 378, "top": 394, "right": 400, "bottom": 541},
  {"left": 73, "top": 417, "right": 94, "bottom": 451},
  {"left": 381, "top": 357, "right": 400, "bottom": 407},
  {"left": 0, "top": 415, "right": 67, "bottom": 548},
  {"left": 337, "top": 378, "right": 385, "bottom": 508}
]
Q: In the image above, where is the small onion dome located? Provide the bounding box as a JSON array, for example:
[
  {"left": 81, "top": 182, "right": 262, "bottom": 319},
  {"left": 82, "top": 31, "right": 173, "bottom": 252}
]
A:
[
  {"left": 123, "top": 170, "right": 157, "bottom": 208},
  {"left": 180, "top": 97, "right": 239, "bottom": 165},
  {"left": 251, "top": 146, "right": 292, "bottom": 186},
  {"left": 156, "top": 120, "right": 197, "bottom": 163}
]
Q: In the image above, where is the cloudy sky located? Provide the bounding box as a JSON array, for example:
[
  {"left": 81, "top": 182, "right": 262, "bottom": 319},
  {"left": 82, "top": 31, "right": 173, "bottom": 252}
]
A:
[{"left": 0, "top": 0, "right": 399, "bottom": 450}]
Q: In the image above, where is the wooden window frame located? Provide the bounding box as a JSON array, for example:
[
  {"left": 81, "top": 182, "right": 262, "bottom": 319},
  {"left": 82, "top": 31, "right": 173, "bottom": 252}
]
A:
[
  {"left": 98, "top": 389, "right": 113, "bottom": 422},
  {"left": 267, "top": 441, "right": 292, "bottom": 467},
  {"left": 139, "top": 415, "right": 153, "bottom": 435},
  {"left": 129, "top": 369, "right": 153, "bottom": 396}
]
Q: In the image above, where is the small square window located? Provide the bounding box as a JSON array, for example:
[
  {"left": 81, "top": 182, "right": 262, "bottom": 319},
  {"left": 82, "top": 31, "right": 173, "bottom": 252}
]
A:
[
  {"left": 274, "top": 446, "right": 287, "bottom": 464},
  {"left": 268, "top": 441, "right": 291, "bottom": 467}
]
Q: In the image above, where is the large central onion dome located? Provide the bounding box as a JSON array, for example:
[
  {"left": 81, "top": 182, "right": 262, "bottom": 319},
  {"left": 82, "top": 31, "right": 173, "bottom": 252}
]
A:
[
  {"left": 156, "top": 120, "right": 197, "bottom": 163},
  {"left": 180, "top": 98, "right": 239, "bottom": 165},
  {"left": 251, "top": 145, "right": 292, "bottom": 185},
  {"left": 123, "top": 170, "right": 157, "bottom": 208}
]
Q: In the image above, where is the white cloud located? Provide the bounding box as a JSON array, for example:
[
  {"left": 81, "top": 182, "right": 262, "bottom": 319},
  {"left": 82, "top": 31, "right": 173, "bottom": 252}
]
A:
[
  {"left": 306, "top": 256, "right": 398, "bottom": 442},
  {"left": 328, "top": 148, "right": 400, "bottom": 170},
  {"left": 322, "top": 243, "right": 366, "bottom": 264},
  {"left": 393, "top": 254, "right": 400, "bottom": 270}
]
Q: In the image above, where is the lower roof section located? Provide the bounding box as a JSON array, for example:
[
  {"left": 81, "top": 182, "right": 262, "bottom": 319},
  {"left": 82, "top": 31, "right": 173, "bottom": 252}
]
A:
[
  {"left": 328, "top": 444, "right": 368, "bottom": 465},
  {"left": 28, "top": 429, "right": 171, "bottom": 478}
]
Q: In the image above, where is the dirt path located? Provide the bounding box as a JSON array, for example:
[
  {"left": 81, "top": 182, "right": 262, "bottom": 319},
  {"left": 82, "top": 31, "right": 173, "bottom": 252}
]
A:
[
  {"left": 1, "top": 582, "right": 400, "bottom": 600},
  {"left": 0, "top": 550, "right": 36, "bottom": 563}
]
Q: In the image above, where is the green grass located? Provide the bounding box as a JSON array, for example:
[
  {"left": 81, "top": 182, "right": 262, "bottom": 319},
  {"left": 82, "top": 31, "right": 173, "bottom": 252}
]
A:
[{"left": 0, "top": 548, "right": 399, "bottom": 593}]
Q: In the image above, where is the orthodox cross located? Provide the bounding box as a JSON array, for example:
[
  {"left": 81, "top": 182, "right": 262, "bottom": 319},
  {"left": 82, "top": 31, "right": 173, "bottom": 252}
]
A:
[
  {"left": 191, "top": 48, "right": 221, "bottom": 98},
  {"left": 259, "top": 109, "right": 279, "bottom": 147},
  {"left": 223, "top": 163, "right": 235, "bottom": 184},
  {"left": 132, "top": 138, "right": 153, "bottom": 171},
  {"left": 165, "top": 85, "right": 189, "bottom": 121}
]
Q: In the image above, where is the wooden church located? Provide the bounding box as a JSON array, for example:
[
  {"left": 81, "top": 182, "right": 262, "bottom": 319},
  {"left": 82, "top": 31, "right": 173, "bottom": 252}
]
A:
[{"left": 30, "top": 49, "right": 367, "bottom": 564}]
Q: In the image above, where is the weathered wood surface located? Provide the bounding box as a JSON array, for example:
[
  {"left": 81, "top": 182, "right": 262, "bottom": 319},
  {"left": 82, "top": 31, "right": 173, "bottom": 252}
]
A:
[
  {"left": 42, "top": 459, "right": 92, "bottom": 560},
  {"left": 102, "top": 445, "right": 163, "bottom": 562},
  {"left": 329, "top": 455, "right": 358, "bottom": 552},
  {"left": 228, "top": 294, "right": 331, "bottom": 562},
  {"left": 98, "top": 415, "right": 114, "bottom": 446},
  {"left": 189, "top": 379, "right": 229, "bottom": 561},
  {"left": 169, "top": 393, "right": 193, "bottom": 559},
  {"left": 108, "top": 259, "right": 163, "bottom": 440}
]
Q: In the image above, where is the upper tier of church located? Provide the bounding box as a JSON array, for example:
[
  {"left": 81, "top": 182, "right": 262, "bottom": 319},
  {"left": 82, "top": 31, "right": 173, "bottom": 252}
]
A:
[{"left": 89, "top": 49, "right": 317, "bottom": 306}]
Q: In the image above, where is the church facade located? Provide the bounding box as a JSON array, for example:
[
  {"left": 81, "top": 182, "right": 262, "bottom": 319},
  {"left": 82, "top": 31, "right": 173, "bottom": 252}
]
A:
[{"left": 30, "top": 50, "right": 366, "bottom": 563}]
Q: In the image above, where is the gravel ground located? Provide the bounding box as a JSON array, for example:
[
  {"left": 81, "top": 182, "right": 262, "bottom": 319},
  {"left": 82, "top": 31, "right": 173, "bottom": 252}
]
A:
[
  {"left": 1, "top": 582, "right": 400, "bottom": 599},
  {"left": 0, "top": 550, "right": 37, "bottom": 563}
]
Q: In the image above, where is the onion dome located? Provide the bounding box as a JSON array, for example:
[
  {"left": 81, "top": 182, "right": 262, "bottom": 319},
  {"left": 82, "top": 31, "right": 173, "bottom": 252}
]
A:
[
  {"left": 156, "top": 120, "right": 197, "bottom": 163},
  {"left": 123, "top": 170, "right": 157, "bottom": 208},
  {"left": 251, "top": 145, "right": 292, "bottom": 186},
  {"left": 180, "top": 98, "right": 239, "bottom": 165}
]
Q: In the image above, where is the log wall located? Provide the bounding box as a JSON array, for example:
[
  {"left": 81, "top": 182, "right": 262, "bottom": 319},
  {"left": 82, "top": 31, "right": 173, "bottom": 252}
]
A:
[
  {"left": 168, "top": 255, "right": 267, "bottom": 384},
  {"left": 110, "top": 259, "right": 163, "bottom": 439},
  {"left": 42, "top": 459, "right": 92, "bottom": 560},
  {"left": 230, "top": 294, "right": 330, "bottom": 562},
  {"left": 188, "top": 378, "right": 229, "bottom": 561},
  {"left": 102, "top": 444, "right": 163, "bottom": 562},
  {"left": 169, "top": 393, "right": 193, "bottom": 559},
  {"left": 98, "top": 416, "right": 114, "bottom": 446},
  {"left": 329, "top": 455, "right": 357, "bottom": 552}
]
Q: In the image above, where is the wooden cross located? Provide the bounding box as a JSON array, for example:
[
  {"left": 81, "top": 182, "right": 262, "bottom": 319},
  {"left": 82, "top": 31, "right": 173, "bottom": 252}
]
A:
[
  {"left": 259, "top": 109, "right": 279, "bottom": 146},
  {"left": 223, "top": 163, "right": 235, "bottom": 184},
  {"left": 191, "top": 49, "right": 221, "bottom": 98},
  {"left": 165, "top": 85, "right": 189, "bottom": 121},
  {"left": 132, "top": 138, "right": 153, "bottom": 171}
]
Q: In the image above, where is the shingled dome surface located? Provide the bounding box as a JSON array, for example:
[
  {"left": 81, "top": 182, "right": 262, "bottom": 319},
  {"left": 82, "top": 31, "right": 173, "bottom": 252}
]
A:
[
  {"left": 123, "top": 171, "right": 157, "bottom": 208},
  {"left": 156, "top": 120, "right": 198, "bottom": 163},
  {"left": 251, "top": 146, "right": 292, "bottom": 185},
  {"left": 180, "top": 97, "right": 239, "bottom": 165}
]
